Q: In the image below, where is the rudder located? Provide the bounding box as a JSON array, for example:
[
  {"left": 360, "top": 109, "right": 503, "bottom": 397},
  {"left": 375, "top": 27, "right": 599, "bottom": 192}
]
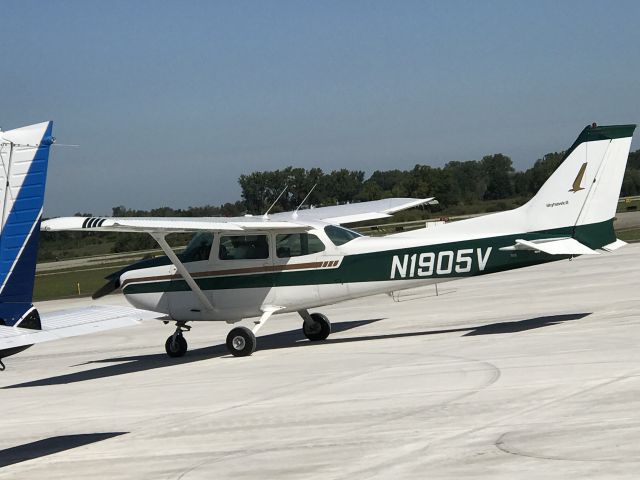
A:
[{"left": 523, "top": 124, "right": 636, "bottom": 249}]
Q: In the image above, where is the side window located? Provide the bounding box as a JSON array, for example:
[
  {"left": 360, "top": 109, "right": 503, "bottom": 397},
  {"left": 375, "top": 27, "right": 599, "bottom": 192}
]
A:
[
  {"left": 180, "top": 232, "right": 214, "bottom": 262},
  {"left": 219, "top": 235, "right": 270, "bottom": 260},
  {"left": 276, "top": 233, "right": 325, "bottom": 258}
]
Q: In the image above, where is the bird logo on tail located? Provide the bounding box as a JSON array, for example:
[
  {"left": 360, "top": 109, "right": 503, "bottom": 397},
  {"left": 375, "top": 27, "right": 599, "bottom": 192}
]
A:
[{"left": 570, "top": 162, "right": 587, "bottom": 193}]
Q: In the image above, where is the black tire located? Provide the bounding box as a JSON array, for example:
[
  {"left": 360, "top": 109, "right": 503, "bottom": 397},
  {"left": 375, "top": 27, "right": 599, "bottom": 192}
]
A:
[
  {"left": 165, "top": 334, "right": 188, "bottom": 358},
  {"left": 302, "top": 313, "right": 331, "bottom": 341},
  {"left": 226, "top": 326, "right": 256, "bottom": 357}
]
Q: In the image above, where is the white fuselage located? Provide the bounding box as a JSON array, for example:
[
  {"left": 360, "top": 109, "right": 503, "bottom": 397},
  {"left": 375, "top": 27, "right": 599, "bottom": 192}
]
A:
[{"left": 120, "top": 225, "right": 451, "bottom": 323}]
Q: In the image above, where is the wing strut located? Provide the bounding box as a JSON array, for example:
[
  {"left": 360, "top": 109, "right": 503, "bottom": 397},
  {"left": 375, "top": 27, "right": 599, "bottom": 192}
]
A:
[{"left": 150, "top": 233, "right": 215, "bottom": 312}]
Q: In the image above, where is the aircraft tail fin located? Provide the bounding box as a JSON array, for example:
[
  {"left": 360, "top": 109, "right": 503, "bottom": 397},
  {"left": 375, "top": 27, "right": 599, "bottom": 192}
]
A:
[
  {"left": 523, "top": 124, "right": 636, "bottom": 249},
  {"left": 0, "top": 122, "right": 53, "bottom": 328}
]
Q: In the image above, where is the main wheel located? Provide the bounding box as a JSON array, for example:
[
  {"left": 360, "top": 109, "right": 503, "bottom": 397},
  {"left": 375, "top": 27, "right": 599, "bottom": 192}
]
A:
[
  {"left": 302, "top": 313, "right": 331, "bottom": 341},
  {"left": 165, "top": 334, "right": 188, "bottom": 358},
  {"left": 226, "top": 326, "right": 256, "bottom": 357}
]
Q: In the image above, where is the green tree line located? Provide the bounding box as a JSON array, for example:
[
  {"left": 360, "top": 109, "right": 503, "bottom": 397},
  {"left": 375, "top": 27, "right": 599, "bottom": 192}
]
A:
[{"left": 238, "top": 149, "right": 640, "bottom": 213}]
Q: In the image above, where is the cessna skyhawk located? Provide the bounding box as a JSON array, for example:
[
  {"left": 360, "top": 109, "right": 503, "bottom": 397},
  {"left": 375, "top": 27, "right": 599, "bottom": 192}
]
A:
[{"left": 41, "top": 123, "right": 636, "bottom": 358}]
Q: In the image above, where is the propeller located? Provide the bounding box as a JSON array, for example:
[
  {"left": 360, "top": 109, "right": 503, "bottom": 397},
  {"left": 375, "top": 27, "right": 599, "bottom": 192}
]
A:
[
  {"left": 91, "top": 255, "right": 174, "bottom": 299},
  {"left": 92, "top": 270, "right": 122, "bottom": 300}
]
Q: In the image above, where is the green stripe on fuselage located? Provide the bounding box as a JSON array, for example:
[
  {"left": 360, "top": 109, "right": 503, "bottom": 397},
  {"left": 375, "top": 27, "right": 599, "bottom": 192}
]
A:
[{"left": 122, "top": 219, "right": 614, "bottom": 295}]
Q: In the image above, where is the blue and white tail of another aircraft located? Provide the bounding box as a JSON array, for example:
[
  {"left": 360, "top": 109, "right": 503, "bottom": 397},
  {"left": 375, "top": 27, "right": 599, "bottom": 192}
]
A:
[
  {"left": 0, "top": 122, "right": 53, "bottom": 328},
  {"left": 0, "top": 122, "right": 156, "bottom": 369}
]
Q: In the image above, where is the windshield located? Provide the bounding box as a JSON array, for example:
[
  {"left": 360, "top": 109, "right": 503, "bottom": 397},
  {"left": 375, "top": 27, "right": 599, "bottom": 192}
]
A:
[
  {"left": 180, "top": 232, "right": 214, "bottom": 262},
  {"left": 324, "top": 225, "right": 362, "bottom": 246}
]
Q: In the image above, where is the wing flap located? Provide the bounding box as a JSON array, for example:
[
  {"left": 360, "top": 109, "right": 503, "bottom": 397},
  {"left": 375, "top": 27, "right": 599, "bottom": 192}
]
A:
[{"left": 322, "top": 212, "right": 392, "bottom": 224}]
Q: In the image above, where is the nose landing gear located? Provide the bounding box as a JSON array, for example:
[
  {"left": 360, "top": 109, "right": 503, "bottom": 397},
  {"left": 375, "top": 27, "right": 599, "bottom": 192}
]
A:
[{"left": 165, "top": 321, "right": 190, "bottom": 358}]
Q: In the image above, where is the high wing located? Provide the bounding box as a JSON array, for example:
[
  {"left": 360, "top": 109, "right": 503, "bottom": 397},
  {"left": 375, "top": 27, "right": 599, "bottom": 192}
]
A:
[
  {"left": 41, "top": 197, "right": 437, "bottom": 233},
  {"left": 41, "top": 216, "right": 302, "bottom": 233},
  {"left": 0, "top": 305, "right": 157, "bottom": 351}
]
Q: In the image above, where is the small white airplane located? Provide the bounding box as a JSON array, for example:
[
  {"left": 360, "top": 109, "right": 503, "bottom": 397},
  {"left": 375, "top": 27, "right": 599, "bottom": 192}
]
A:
[
  {"left": 0, "top": 122, "right": 155, "bottom": 370},
  {"left": 39, "top": 122, "right": 636, "bottom": 359}
]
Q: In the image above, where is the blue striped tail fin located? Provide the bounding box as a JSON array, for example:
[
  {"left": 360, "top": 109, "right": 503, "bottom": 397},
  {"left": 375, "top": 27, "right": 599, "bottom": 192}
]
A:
[{"left": 0, "top": 122, "right": 53, "bottom": 328}]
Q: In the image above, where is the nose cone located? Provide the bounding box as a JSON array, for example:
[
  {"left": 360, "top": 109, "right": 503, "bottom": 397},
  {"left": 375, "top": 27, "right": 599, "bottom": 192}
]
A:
[
  {"left": 94, "top": 254, "right": 174, "bottom": 299},
  {"left": 124, "top": 290, "right": 170, "bottom": 314},
  {"left": 120, "top": 265, "right": 173, "bottom": 314}
]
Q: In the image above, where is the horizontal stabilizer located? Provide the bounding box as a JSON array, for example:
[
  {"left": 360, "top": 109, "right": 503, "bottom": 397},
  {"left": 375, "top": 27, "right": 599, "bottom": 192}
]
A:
[
  {"left": 499, "top": 237, "right": 599, "bottom": 255},
  {"left": 601, "top": 238, "right": 627, "bottom": 252},
  {"left": 0, "top": 305, "right": 158, "bottom": 350}
]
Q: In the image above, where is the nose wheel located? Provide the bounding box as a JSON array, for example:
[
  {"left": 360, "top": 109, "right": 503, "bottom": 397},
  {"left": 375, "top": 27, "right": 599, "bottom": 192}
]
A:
[{"left": 165, "top": 321, "right": 190, "bottom": 358}]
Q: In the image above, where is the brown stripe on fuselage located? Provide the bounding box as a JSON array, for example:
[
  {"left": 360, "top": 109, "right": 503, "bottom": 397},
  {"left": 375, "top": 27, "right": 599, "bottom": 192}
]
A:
[{"left": 120, "top": 260, "right": 333, "bottom": 290}]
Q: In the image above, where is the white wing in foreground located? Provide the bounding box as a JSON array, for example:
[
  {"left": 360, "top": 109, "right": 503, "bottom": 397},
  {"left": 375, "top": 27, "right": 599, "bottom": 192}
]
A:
[
  {"left": 41, "top": 216, "right": 301, "bottom": 233},
  {"left": 0, "top": 306, "right": 157, "bottom": 350}
]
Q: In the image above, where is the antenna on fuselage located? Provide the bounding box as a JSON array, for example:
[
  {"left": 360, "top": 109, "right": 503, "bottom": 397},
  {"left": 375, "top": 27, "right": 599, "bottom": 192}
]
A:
[
  {"left": 292, "top": 183, "right": 317, "bottom": 219},
  {"left": 262, "top": 185, "right": 288, "bottom": 219}
]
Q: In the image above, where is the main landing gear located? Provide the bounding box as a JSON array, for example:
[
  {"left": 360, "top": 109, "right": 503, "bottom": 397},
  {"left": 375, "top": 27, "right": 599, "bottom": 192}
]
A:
[
  {"left": 300, "top": 311, "right": 331, "bottom": 342},
  {"left": 226, "top": 326, "right": 256, "bottom": 357},
  {"left": 225, "top": 309, "right": 332, "bottom": 357},
  {"left": 164, "top": 310, "right": 333, "bottom": 358}
]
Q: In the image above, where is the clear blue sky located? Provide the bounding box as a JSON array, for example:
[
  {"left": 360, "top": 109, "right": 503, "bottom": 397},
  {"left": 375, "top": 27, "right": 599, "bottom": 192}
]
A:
[{"left": 3, "top": 0, "right": 639, "bottom": 215}]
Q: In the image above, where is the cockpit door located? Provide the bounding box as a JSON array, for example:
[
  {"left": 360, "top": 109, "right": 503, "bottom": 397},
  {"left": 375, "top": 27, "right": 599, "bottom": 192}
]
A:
[
  {"left": 209, "top": 233, "right": 273, "bottom": 318},
  {"left": 168, "top": 232, "right": 215, "bottom": 320},
  {"left": 270, "top": 231, "right": 327, "bottom": 307}
]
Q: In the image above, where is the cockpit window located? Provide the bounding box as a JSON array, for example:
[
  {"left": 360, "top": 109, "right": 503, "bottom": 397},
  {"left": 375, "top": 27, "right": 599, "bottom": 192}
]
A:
[
  {"left": 180, "top": 232, "right": 214, "bottom": 262},
  {"left": 276, "top": 233, "right": 325, "bottom": 258},
  {"left": 219, "top": 235, "right": 270, "bottom": 260},
  {"left": 324, "top": 225, "right": 362, "bottom": 246}
]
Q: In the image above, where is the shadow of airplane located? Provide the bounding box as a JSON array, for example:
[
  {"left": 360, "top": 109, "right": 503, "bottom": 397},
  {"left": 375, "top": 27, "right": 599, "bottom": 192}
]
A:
[
  {"left": 3, "top": 313, "right": 590, "bottom": 389},
  {"left": 0, "top": 432, "right": 127, "bottom": 468}
]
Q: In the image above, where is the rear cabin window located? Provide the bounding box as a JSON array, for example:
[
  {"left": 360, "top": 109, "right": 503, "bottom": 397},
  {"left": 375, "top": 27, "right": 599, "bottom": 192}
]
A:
[
  {"left": 276, "top": 233, "right": 325, "bottom": 258},
  {"left": 219, "top": 235, "right": 270, "bottom": 260},
  {"left": 324, "top": 225, "right": 362, "bottom": 246},
  {"left": 180, "top": 232, "right": 214, "bottom": 262}
]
